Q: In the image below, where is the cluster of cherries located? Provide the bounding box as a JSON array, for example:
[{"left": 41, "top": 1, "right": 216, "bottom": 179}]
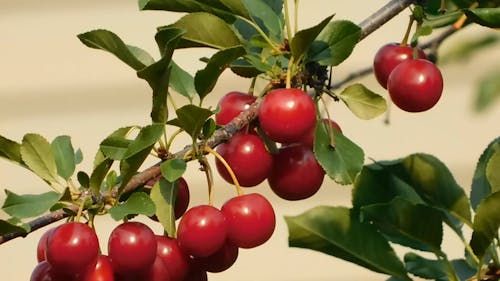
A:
[
  {"left": 215, "top": 88, "right": 341, "bottom": 200},
  {"left": 373, "top": 43, "right": 444, "bottom": 112}
]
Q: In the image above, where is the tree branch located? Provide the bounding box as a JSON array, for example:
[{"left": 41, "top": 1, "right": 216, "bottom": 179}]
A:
[{"left": 0, "top": 0, "right": 416, "bottom": 245}]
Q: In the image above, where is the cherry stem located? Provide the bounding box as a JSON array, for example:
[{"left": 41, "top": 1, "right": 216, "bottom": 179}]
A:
[
  {"left": 401, "top": 15, "right": 414, "bottom": 47},
  {"left": 204, "top": 146, "right": 244, "bottom": 197},
  {"left": 453, "top": 2, "right": 478, "bottom": 30},
  {"left": 286, "top": 56, "right": 295, "bottom": 88},
  {"left": 248, "top": 77, "right": 257, "bottom": 96},
  {"left": 199, "top": 156, "right": 215, "bottom": 206}
]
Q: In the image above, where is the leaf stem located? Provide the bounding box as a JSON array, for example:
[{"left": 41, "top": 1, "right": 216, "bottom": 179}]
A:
[{"left": 237, "top": 16, "right": 281, "bottom": 53}]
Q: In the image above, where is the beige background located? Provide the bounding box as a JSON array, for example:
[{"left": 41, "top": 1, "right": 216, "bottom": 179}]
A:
[{"left": 1, "top": 1, "right": 499, "bottom": 280}]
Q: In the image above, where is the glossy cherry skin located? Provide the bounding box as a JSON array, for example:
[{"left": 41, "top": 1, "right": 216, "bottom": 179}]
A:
[
  {"left": 215, "top": 131, "right": 273, "bottom": 187},
  {"left": 81, "top": 255, "right": 114, "bottom": 281},
  {"left": 387, "top": 59, "right": 443, "bottom": 112},
  {"left": 221, "top": 193, "right": 276, "bottom": 248},
  {"left": 108, "top": 221, "right": 157, "bottom": 275},
  {"left": 45, "top": 222, "right": 100, "bottom": 276},
  {"left": 144, "top": 256, "right": 172, "bottom": 281},
  {"left": 30, "top": 261, "right": 67, "bottom": 281},
  {"left": 193, "top": 241, "right": 238, "bottom": 273},
  {"left": 183, "top": 269, "right": 208, "bottom": 281},
  {"left": 155, "top": 236, "right": 190, "bottom": 281},
  {"left": 258, "top": 88, "right": 316, "bottom": 144},
  {"left": 268, "top": 144, "right": 325, "bottom": 200},
  {"left": 37, "top": 227, "right": 56, "bottom": 262},
  {"left": 373, "top": 43, "right": 426, "bottom": 89},
  {"left": 177, "top": 205, "right": 227, "bottom": 258},
  {"left": 174, "top": 177, "right": 190, "bottom": 219},
  {"left": 299, "top": 118, "right": 342, "bottom": 148},
  {"left": 215, "top": 91, "right": 257, "bottom": 126}
]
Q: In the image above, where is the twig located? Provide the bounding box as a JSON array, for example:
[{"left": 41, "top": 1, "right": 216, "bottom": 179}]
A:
[{"left": 0, "top": 0, "right": 417, "bottom": 244}]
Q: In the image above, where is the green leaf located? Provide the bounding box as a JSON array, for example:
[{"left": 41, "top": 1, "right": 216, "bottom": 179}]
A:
[
  {"left": 160, "top": 159, "right": 187, "bottom": 182},
  {"left": 108, "top": 192, "right": 156, "bottom": 220},
  {"left": 338, "top": 83, "right": 387, "bottom": 120},
  {"left": 0, "top": 135, "right": 23, "bottom": 165},
  {"left": 170, "top": 61, "right": 196, "bottom": 101},
  {"left": 150, "top": 179, "right": 177, "bottom": 237},
  {"left": 169, "top": 12, "right": 241, "bottom": 49},
  {"left": 361, "top": 197, "right": 443, "bottom": 252},
  {"left": 137, "top": 28, "right": 185, "bottom": 123},
  {"left": 0, "top": 219, "right": 27, "bottom": 236},
  {"left": 230, "top": 59, "right": 262, "bottom": 78},
  {"left": 485, "top": 148, "right": 500, "bottom": 191},
  {"left": 285, "top": 206, "right": 411, "bottom": 281},
  {"left": 470, "top": 137, "right": 500, "bottom": 209},
  {"left": 75, "top": 149, "right": 83, "bottom": 165},
  {"left": 475, "top": 69, "right": 500, "bottom": 113},
  {"left": 169, "top": 104, "right": 214, "bottom": 140},
  {"left": 423, "top": 10, "right": 463, "bottom": 29},
  {"left": 194, "top": 46, "right": 245, "bottom": 100},
  {"left": 99, "top": 126, "right": 136, "bottom": 161},
  {"left": 139, "top": 0, "right": 239, "bottom": 22},
  {"left": 403, "top": 253, "right": 447, "bottom": 281},
  {"left": 307, "top": 20, "right": 361, "bottom": 66},
  {"left": 77, "top": 29, "right": 152, "bottom": 71},
  {"left": 470, "top": 191, "right": 500, "bottom": 258},
  {"left": 77, "top": 171, "right": 90, "bottom": 188},
  {"left": 2, "top": 190, "right": 60, "bottom": 219},
  {"left": 51, "top": 135, "right": 76, "bottom": 180},
  {"left": 90, "top": 150, "right": 114, "bottom": 194},
  {"left": 314, "top": 123, "right": 364, "bottom": 185},
  {"left": 202, "top": 118, "right": 217, "bottom": 139},
  {"left": 466, "top": 7, "right": 500, "bottom": 28},
  {"left": 290, "top": 15, "right": 334, "bottom": 60},
  {"left": 451, "top": 259, "right": 476, "bottom": 280},
  {"left": 243, "top": 0, "right": 284, "bottom": 40},
  {"left": 127, "top": 45, "right": 155, "bottom": 66},
  {"left": 21, "top": 134, "right": 59, "bottom": 184}
]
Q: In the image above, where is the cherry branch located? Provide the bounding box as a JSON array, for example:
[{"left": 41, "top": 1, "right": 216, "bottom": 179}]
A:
[{"left": 0, "top": 0, "right": 415, "bottom": 245}]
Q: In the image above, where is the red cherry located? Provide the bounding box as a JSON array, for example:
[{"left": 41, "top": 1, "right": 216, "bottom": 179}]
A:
[
  {"left": 45, "top": 222, "right": 100, "bottom": 276},
  {"left": 221, "top": 193, "right": 276, "bottom": 248},
  {"left": 387, "top": 59, "right": 443, "bottom": 112},
  {"left": 30, "top": 261, "right": 66, "bottom": 281},
  {"left": 174, "top": 177, "right": 190, "bottom": 219},
  {"left": 258, "top": 88, "right": 316, "bottom": 144},
  {"left": 156, "top": 236, "right": 190, "bottom": 281},
  {"left": 183, "top": 269, "right": 207, "bottom": 281},
  {"left": 193, "top": 241, "right": 239, "bottom": 273},
  {"left": 268, "top": 144, "right": 325, "bottom": 200},
  {"left": 37, "top": 227, "right": 56, "bottom": 262},
  {"left": 108, "top": 222, "right": 157, "bottom": 275},
  {"left": 177, "top": 205, "right": 227, "bottom": 258},
  {"left": 215, "top": 131, "right": 273, "bottom": 187},
  {"left": 144, "top": 256, "right": 172, "bottom": 281},
  {"left": 299, "top": 118, "right": 342, "bottom": 147},
  {"left": 81, "top": 255, "right": 114, "bottom": 281},
  {"left": 373, "top": 43, "right": 426, "bottom": 89},
  {"left": 215, "top": 91, "right": 257, "bottom": 126}
]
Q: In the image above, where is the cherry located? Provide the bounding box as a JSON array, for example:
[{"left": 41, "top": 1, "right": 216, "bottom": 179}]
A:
[
  {"left": 45, "top": 222, "right": 99, "bottom": 276},
  {"left": 258, "top": 88, "right": 316, "bottom": 144},
  {"left": 373, "top": 43, "right": 426, "bottom": 89},
  {"left": 30, "top": 261, "right": 66, "bottom": 281},
  {"left": 81, "top": 255, "right": 114, "bottom": 281},
  {"left": 174, "top": 177, "right": 190, "bottom": 219},
  {"left": 299, "top": 118, "right": 342, "bottom": 147},
  {"left": 387, "top": 59, "right": 443, "bottom": 112},
  {"left": 156, "top": 236, "right": 190, "bottom": 281},
  {"left": 215, "top": 91, "right": 256, "bottom": 126},
  {"left": 215, "top": 131, "right": 273, "bottom": 187},
  {"left": 221, "top": 193, "right": 276, "bottom": 248},
  {"left": 144, "top": 256, "right": 172, "bottom": 281},
  {"left": 193, "top": 241, "right": 239, "bottom": 273},
  {"left": 177, "top": 205, "right": 227, "bottom": 258},
  {"left": 108, "top": 221, "right": 157, "bottom": 275},
  {"left": 268, "top": 144, "right": 325, "bottom": 200},
  {"left": 36, "top": 227, "right": 56, "bottom": 262},
  {"left": 183, "top": 269, "right": 208, "bottom": 281}
]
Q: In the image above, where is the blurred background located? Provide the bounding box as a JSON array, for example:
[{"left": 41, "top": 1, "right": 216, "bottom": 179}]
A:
[{"left": 1, "top": 1, "right": 499, "bottom": 280}]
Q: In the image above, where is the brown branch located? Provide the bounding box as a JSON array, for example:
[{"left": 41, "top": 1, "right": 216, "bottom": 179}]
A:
[{"left": 0, "top": 0, "right": 416, "bottom": 245}]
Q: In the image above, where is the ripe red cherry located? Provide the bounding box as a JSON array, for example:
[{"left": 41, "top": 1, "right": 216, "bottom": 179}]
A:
[
  {"left": 373, "top": 43, "right": 426, "bottom": 88},
  {"left": 183, "top": 269, "right": 208, "bottom": 281},
  {"left": 174, "top": 177, "right": 190, "bottom": 219},
  {"left": 144, "top": 256, "right": 172, "bottom": 281},
  {"left": 258, "top": 88, "right": 316, "bottom": 144},
  {"left": 193, "top": 241, "right": 239, "bottom": 273},
  {"left": 299, "top": 118, "right": 342, "bottom": 147},
  {"left": 30, "top": 261, "right": 66, "bottom": 281},
  {"left": 215, "top": 91, "right": 257, "bottom": 126},
  {"left": 156, "top": 236, "right": 190, "bottom": 281},
  {"left": 37, "top": 227, "right": 56, "bottom": 262},
  {"left": 108, "top": 221, "right": 157, "bottom": 275},
  {"left": 81, "top": 255, "right": 114, "bottom": 281},
  {"left": 268, "top": 144, "right": 325, "bottom": 200},
  {"left": 215, "top": 131, "right": 273, "bottom": 187},
  {"left": 45, "top": 222, "right": 99, "bottom": 276},
  {"left": 221, "top": 193, "right": 276, "bottom": 248},
  {"left": 177, "top": 205, "right": 227, "bottom": 258},
  {"left": 387, "top": 59, "right": 443, "bottom": 112}
]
